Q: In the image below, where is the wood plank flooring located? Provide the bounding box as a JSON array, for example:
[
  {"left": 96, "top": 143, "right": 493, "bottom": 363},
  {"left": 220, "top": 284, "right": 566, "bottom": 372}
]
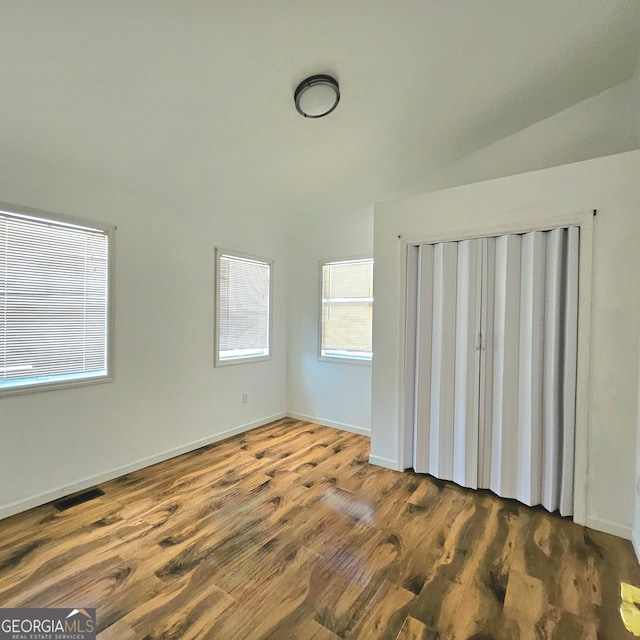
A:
[{"left": 0, "top": 418, "right": 639, "bottom": 639}]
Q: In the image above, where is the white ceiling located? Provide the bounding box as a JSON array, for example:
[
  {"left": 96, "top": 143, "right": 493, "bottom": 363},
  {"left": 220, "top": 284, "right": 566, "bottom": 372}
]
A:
[{"left": 1, "top": 1, "right": 639, "bottom": 228}]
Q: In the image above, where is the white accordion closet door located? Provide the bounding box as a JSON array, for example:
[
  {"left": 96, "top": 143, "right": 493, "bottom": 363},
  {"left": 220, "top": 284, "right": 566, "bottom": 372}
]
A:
[{"left": 413, "top": 227, "right": 579, "bottom": 516}]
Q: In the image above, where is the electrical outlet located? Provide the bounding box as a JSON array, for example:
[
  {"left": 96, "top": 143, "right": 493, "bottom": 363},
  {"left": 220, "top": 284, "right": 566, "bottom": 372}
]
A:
[{"left": 242, "top": 393, "right": 249, "bottom": 404}]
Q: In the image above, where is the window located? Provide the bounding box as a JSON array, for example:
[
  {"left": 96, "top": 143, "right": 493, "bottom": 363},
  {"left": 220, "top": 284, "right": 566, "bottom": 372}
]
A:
[
  {"left": 320, "top": 258, "right": 373, "bottom": 362},
  {"left": 0, "top": 204, "right": 113, "bottom": 395},
  {"left": 215, "top": 249, "right": 272, "bottom": 365}
]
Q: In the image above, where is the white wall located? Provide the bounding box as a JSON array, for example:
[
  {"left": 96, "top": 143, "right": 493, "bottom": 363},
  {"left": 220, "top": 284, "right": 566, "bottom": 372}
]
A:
[
  {"left": 0, "top": 150, "right": 288, "bottom": 518},
  {"left": 286, "top": 206, "right": 373, "bottom": 435},
  {"left": 372, "top": 151, "right": 640, "bottom": 539}
]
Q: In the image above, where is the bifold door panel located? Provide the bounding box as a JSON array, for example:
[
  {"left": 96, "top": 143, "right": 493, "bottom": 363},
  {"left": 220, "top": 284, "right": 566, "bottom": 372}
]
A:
[
  {"left": 412, "top": 227, "right": 579, "bottom": 517},
  {"left": 414, "top": 239, "right": 482, "bottom": 489}
]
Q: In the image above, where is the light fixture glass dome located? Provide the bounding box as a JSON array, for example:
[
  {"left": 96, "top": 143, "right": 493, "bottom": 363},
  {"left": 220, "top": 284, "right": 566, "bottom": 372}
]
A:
[{"left": 294, "top": 75, "right": 340, "bottom": 118}]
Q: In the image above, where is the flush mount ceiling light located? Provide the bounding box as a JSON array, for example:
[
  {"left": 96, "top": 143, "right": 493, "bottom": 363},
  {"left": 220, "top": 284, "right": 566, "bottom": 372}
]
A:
[{"left": 294, "top": 74, "right": 340, "bottom": 118}]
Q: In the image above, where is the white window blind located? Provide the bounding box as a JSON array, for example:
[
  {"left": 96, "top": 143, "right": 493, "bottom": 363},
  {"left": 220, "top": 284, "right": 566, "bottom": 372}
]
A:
[
  {"left": 321, "top": 258, "right": 373, "bottom": 360},
  {"left": 0, "top": 207, "right": 111, "bottom": 393},
  {"left": 217, "top": 250, "right": 272, "bottom": 364}
]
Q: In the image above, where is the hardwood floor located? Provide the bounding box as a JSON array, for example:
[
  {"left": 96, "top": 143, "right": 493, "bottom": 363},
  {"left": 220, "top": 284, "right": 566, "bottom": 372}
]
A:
[{"left": 0, "top": 418, "right": 638, "bottom": 639}]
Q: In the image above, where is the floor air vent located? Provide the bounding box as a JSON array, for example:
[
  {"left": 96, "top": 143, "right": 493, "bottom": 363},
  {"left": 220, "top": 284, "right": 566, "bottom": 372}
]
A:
[{"left": 53, "top": 487, "right": 105, "bottom": 511}]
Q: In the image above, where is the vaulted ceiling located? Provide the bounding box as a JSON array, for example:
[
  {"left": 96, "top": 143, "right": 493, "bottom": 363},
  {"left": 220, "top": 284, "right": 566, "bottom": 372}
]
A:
[{"left": 1, "top": 1, "right": 639, "bottom": 227}]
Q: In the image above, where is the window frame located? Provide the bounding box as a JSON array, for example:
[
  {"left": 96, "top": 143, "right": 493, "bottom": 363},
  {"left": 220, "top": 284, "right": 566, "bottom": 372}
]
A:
[
  {"left": 214, "top": 248, "right": 273, "bottom": 367},
  {"left": 0, "top": 201, "right": 116, "bottom": 397},
  {"left": 318, "top": 255, "right": 373, "bottom": 365}
]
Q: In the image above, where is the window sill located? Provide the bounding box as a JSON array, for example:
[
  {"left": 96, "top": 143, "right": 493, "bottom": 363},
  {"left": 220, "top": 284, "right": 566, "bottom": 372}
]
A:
[
  {"left": 318, "top": 355, "right": 372, "bottom": 366},
  {"left": 215, "top": 354, "right": 272, "bottom": 367},
  {"left": 0, "top": 373, "right": 113, "bottom": 398}
]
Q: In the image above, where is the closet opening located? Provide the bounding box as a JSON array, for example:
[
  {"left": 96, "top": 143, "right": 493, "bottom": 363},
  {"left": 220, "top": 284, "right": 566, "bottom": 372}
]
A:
[{"left": 401, "top": 217, "right": 594, "bottom": 525}]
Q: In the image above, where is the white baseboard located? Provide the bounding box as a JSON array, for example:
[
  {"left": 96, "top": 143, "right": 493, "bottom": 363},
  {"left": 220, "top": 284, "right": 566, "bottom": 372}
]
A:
[
  {"left": 633, "top": 527, "right": 640, "bottom": 564},
  {"left": 0, "top": 412, "right": 287, "bottom": 521},
  {"left": 369, "top": 454, "right": 401, "bottom": 471},
  {"left": 286, "top": 412, "right": 370, "bottom": 437},
  {"left": 585, "top": 516, "right": 633, "bottom": 541}
]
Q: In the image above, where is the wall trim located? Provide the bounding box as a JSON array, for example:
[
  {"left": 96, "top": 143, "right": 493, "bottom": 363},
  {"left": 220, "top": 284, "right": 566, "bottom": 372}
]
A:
[
  {"left": 286, "top": 412, "right": 370, "bottom": 437},
  {"left": 633, "top": 526, "right": 640, "bottom": 564},
  {"left": 369, "top": 454, "right": 402, "bottom": 471},
  {"left": 585, "top": 516, "right": 633, "bottom": 541},
  {"left": 0, "top": 412, "right": 287, "bottom": 521}
]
